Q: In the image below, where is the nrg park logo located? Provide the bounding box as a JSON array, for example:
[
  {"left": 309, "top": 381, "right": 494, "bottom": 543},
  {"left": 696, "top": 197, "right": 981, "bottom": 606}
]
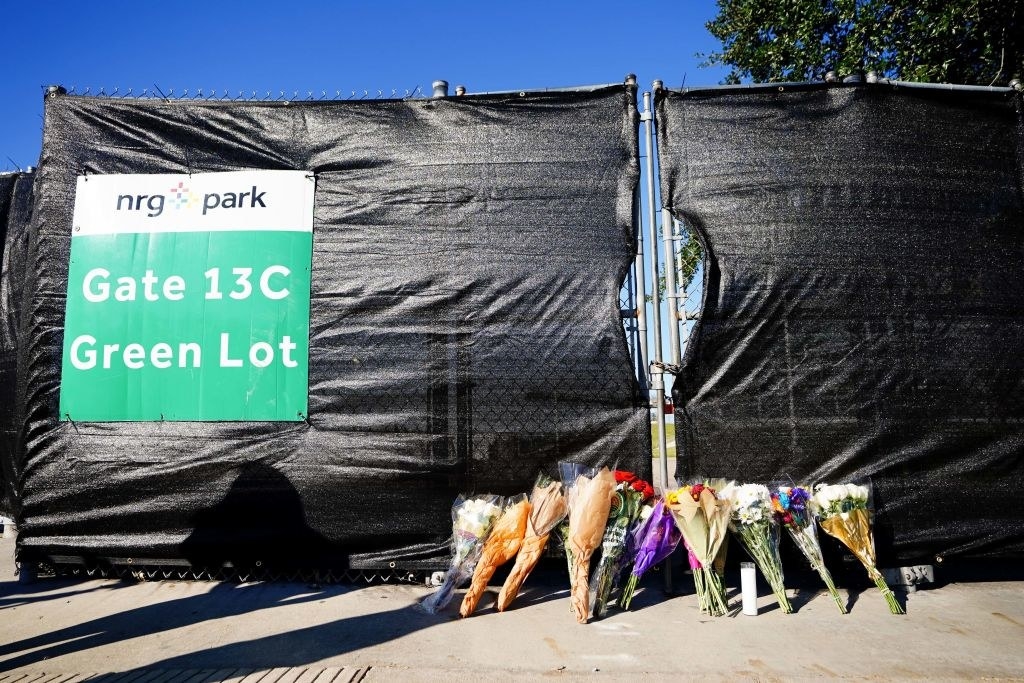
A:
[{"left": 115, "top": 180, "right": 268, "bottom": 218}]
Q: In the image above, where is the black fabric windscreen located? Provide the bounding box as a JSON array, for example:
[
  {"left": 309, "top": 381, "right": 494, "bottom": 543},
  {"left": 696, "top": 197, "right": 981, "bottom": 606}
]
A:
[
  {"left": 0, "top": 171, "right": 33, "bottom": 517},
  {"left": 16, "top": 85, "right": 648, "bottom": 570},
  {"left": 659, "top": 84, "right": 1024, "bottom": 564}
]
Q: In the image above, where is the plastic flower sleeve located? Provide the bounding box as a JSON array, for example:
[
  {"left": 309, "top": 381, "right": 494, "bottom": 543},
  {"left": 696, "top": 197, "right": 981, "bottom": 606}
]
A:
[
  {"left": 557, "top": 462, "right": 597, "bottom": 597},
  {"left": 770, "top": 483, "right": 846, "bottom": 614},
  {"left": 721, "top": 482, "right": 792, "bottom": 614},
  {"left": 618, "top": 500, "right": 681, "bottom": 610},
  {"left": 496, "top": 474, "right": 568, "bottom": 611},
  {"left": 460, "top": 494, "right": 530, "bottom": 617},
  {"left": 815, "top": 480, "right": 903, "bottom": 614},
  {"left": 589, "top": 471, "right": 652, "bottom": 618},
  {"left": 565, "top": 466, "right": 616, "bottom": 623},
  {"left": 421, "top": 493, "right": 504, "bottom": 614},
  {"left": 666, "top": 480, "right": 731, "bottom": 615}
]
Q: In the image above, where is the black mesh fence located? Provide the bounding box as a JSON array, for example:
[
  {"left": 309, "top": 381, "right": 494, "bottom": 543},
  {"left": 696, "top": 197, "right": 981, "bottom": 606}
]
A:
[
  {"left": 0, "top": 171, "right": 33, "bottom": 517},
  {"left": 659, "top": 82, "right": 1024, "bottom": 564},
  {"left": 14, "top": 84, "right": 650, "bottom": 572}
]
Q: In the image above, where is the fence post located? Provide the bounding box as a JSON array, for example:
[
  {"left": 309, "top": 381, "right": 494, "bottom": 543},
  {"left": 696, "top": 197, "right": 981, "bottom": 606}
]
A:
[
  {"left": 662, "top": 209, "right": 683, "bottom": 366},
  {"left": 642, "top": 82, "right": 673, "bottom": 592},
  {"left": 642, "top": 87, "right": 668, "bottom": 492}
]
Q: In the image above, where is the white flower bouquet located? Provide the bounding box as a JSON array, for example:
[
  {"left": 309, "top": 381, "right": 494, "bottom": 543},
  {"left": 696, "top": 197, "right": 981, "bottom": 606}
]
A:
[
  {"left": 814, "top": 483, "right": 903, "bottom": 615},
  {"left": 722, "top": 482, "right": 792, "bottom": 613},
  {"left": 421, "top": 494, "right": 504, "bottom": 614}
]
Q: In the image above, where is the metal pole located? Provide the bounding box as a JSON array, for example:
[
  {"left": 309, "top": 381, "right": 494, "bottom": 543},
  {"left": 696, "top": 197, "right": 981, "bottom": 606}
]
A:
[
  {"left": 642, "top": 88, "right": 668, "bottom": 493},
  {"left": 643, "top": 87, "right": 673, "bottom": 593},
  {"left": 662, "top": 209, "right": 683, "bottom": 366},
  {"left": 634, "top": 194, "right": 650, "bottom": 385},
  {"left": 624, "top": 250, "right": 647, "bottom": 392},
  {"left": 627, "top": 75, "right": 650, "bottom": 386}
]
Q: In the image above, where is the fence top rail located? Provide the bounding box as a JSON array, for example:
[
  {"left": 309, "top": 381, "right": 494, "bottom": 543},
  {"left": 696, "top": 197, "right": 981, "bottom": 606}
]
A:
[
  {"left": 663, "top": 79, "right": 1019, "bottom": 97},
  {"left": 45, "top": 84, "right": 429, "bottom": 101},
  {"left": 44, "top": 81, "right": 633, "bottom": 103},
  {"left": 460, "top": 82, "right": 629, "bottom": 96}
]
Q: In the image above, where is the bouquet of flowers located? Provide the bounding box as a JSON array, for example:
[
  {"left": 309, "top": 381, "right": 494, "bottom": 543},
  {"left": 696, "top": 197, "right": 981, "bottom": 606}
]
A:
[
  {"left": 771, "top": 486, "right": 846, "bottom": 614},
  {"left": 459, "top": 494, "right": 530, "bottom": 617},
  {"left": 588, "top": 470, "right": 654, "bottom": 618},
  {"left": 722, "top": 483, "right": 793, "bottom": 614},
  {"left": 618, "top": 499, "right": 681, "bottom": 610},
  {"left": 564, "top": 465, "right": 616, "bottom": 623},
  {"left": 421, "top": 494, "right": 504, "bottom": 614},
  {"left": 814, "top": 483, "right": 903, "bottom": 615},
  {"left": 666, "top": 483, "right": 731, "bottom": 616},
  {"left": 556, "top": 463, "right": 587, "bottom": 587},
  {"left": 496, "top": 475, "right": 568, "bottom": 611}
]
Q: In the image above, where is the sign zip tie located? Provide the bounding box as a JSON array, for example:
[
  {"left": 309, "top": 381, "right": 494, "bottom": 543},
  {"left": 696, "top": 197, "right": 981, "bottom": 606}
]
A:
[{"left": 64, "top": 414, "right": 80, "bottom": 435}]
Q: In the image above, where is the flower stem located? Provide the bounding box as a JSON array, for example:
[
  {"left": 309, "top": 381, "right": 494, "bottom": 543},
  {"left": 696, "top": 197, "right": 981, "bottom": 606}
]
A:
[
  {"left": 705, "top": 569, "right": 728, "bottom": 616},
  {"left": 739, "top": 528, "right": 792, "bottom": 613},
  {"left": 820, "top": 569, "right": 847, "bottom": 614},
  {"left": 874, "top": 575, "right": 904, "bottom": 614},
  {"left": 620, "top": 574, "right": 639, "bottom": 610},
  {"left": 790, "top": 530, "right": 847, "bottom": 614}
]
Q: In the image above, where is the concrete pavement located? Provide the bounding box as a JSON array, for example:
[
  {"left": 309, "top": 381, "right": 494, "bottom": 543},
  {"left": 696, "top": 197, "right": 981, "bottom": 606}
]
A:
[{"left": 1, "top": 534, "right": 1023, "bottom": 681}]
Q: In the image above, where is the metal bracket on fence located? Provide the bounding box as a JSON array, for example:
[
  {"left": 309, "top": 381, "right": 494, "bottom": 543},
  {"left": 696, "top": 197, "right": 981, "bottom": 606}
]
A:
[
  {"left": 648, "top": 362, "right": 665, "bottom": 391},
  {"left": 678, "top": 309, "right": 701, "bottom": 321},
  {"left": 652, "top": 361, "right": 682, "bottom": 376},
  {"left": 620, "top": 308, "right": 638, "bottom": 319},
  {"left": 882, "top": 565, "right": 935, "bottom": 593}
]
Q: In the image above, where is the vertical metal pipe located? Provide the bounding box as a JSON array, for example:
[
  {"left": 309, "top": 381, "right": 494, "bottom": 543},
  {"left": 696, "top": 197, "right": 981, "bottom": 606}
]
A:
[
  {"left": 624, "top": 250, "right": 647, "bottom": 392},
  {"left": 633, "top": 200, "right": 649, "bottom": 384},
  {"left": 643, "top": 86, "right": 673, "bottom": 593},
  {"left": 642, "top": 90, "right": 668, "bottom": 491},
  {"left": 628, "top": 74, "right": 649, "bottom": 384},
  {"left": 662, "top": 209, "right": 682, "bottom": 366}
]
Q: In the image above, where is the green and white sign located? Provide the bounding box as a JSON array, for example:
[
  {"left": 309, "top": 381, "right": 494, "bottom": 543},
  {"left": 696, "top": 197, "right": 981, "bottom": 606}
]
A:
[{"left": 60, "top": 170, "right": 315, "bottom": 421}]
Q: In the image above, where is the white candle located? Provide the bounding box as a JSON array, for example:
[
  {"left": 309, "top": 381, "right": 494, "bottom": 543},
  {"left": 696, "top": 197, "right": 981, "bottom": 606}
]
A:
[{"left": 741, "top": 562, "right": 758, "bottom": 615}]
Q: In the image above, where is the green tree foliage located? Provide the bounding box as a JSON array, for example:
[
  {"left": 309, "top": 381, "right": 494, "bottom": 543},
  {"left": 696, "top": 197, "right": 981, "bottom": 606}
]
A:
[{"left": 704, "top": 0, "right": 1023, "bottom": 85}]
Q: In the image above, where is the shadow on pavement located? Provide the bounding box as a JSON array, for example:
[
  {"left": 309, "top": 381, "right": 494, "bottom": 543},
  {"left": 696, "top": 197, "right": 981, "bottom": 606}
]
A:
[
  {"left": 0, "top": 580, "right": 115, "bottom": 608},
  {"left": 99, "top": 603, "right": 439, "bottom": 671},
  {"left": 0, "top": 581, "right": 332, "bottom": 670}
]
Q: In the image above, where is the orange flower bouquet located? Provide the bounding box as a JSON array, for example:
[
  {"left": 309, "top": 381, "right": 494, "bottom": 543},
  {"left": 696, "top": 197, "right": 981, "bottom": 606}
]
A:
[
  {"left": 459, "top": 494, "right": 530, "bottom": 617},
  {"left": 496, "top": 475, "right": 568, "bottom": 611}
]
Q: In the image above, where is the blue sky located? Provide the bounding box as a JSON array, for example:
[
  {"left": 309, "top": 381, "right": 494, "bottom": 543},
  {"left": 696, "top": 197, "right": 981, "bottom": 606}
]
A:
[{"left": 0, "top": 0, "right": 729, "bottom": 169}]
